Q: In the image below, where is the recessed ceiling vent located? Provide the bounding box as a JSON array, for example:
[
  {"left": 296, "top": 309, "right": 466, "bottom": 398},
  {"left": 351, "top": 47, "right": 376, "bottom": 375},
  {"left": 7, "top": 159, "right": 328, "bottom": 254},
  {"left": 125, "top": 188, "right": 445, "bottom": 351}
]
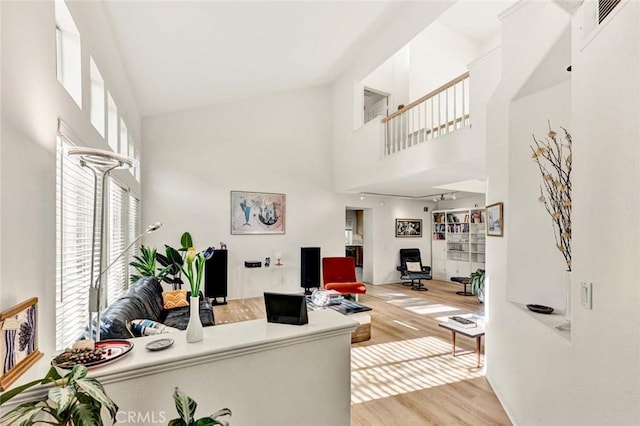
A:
[{"left": 599, "top": 0, "right": 621, "bottom": 24}]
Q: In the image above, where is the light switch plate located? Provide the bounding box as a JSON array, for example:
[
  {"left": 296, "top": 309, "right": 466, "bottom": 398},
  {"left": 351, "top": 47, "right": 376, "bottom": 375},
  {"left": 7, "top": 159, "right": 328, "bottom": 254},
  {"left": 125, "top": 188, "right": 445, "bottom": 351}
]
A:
[{"left": 580, "top": 282, "right": 592, "bottom": 309}]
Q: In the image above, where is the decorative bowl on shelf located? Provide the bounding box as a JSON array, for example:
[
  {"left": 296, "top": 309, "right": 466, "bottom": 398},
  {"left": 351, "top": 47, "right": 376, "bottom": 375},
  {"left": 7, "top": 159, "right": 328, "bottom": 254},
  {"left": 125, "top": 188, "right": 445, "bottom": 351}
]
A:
[
  {"left": 526, "top": 304, "right": 554, "bottom": 314},
  {"left": 52, "top": 339, "right": 133, "bottom": 369}
]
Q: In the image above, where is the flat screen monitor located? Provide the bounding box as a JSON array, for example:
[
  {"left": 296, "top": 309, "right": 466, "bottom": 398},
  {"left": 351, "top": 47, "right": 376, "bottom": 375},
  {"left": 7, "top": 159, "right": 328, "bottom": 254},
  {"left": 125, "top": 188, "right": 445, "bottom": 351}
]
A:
[{"left": 264, "top": 292, "right": 308, "bottom": 325}]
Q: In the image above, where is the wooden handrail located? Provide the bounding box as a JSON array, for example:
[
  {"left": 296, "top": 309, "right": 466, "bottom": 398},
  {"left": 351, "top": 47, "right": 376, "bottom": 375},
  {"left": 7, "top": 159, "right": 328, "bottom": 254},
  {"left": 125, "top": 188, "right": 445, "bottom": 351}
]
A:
[{"left": 381, "top": 71, "right": 469, "bottom": 124}]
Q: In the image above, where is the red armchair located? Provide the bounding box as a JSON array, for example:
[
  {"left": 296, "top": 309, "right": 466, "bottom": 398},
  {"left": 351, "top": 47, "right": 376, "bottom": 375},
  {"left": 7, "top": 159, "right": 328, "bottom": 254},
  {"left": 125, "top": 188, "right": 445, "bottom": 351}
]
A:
[{"left": 322, "top": 257, "right": 366, "bottom": 300}]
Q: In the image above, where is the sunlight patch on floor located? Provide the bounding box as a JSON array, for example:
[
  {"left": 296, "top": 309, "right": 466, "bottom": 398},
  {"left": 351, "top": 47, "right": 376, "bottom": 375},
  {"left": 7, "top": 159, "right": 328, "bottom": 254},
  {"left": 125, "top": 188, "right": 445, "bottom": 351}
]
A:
[
  {"left": 405, "top": 303, "right": 460, "bottom": 315},
  {"left": 351, "top": 336, "right": 484, "bottom": 404},
  {"left": 392, "top": 320, "right": 420, "bottom": 331},
  {"left": 377, "top": 291, "right": 466, "bottom": 318}
]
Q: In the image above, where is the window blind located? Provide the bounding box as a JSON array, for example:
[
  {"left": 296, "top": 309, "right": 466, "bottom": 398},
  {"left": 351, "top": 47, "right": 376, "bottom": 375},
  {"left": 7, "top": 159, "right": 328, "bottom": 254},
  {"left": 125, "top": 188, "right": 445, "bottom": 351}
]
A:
[
  {"left": 106, "top": 181, "right": 128, "bottom": 306},
  {"left": 129, "top": 195, "right": 141, "bottom": 285},
  {"left": 56, "top": 136, "right": 102, "bottom": 350},
  {"left": 55, "top": 131, "right": 141, "bottom": 350}
]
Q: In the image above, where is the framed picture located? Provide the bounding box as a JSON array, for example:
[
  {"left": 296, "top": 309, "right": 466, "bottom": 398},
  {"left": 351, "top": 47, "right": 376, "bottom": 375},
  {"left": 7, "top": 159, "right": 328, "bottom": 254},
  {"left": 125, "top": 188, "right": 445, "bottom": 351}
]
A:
[
  {"left": 231, "top": 191, "right": 286, "bottom": 235},
  {"left": 395, "top": 218, "right": 422, "bottom": 238},
  {"left": 0, "top": 298, "right": 43, "bottom": 391},
  {"left": 486, "top": 202, "right": 504, "bottom": 237}
]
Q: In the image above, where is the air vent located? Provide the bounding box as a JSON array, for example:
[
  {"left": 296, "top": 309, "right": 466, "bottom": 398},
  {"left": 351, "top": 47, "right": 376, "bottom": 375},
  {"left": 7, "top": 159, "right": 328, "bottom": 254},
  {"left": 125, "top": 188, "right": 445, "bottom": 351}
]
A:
[{"left": 599, "top": 0, "right": 621, "bottom": 24}]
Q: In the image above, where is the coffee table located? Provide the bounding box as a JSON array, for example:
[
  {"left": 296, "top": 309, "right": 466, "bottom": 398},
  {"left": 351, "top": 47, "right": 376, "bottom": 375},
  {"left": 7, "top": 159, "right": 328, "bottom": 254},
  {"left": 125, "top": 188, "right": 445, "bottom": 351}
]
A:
[
  {"left": 438, "top": 318, "right": 485, "bottom": 367},
  {"left": 307, "top": 298, "right": 372, "bottom": 343}
]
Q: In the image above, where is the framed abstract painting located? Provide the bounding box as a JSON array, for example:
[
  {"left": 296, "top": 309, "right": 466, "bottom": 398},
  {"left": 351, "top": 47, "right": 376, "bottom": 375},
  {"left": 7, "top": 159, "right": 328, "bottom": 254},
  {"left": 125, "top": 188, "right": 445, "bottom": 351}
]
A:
[
  {"left": 0, "top": 297, "right": 43, "bottom": 391},
  {"left": 395, "top": 219, "right": 422, "bottom": 238},
  {"left": 231, "top": 191, "right": 286, "bottom": 235}
]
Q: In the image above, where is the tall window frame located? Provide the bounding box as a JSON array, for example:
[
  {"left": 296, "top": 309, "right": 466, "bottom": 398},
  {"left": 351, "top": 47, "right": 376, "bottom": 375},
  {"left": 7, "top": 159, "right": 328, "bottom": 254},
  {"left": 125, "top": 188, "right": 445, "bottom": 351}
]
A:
[{"left": 55, "top": 134, "right": 140, "bottom": 350}]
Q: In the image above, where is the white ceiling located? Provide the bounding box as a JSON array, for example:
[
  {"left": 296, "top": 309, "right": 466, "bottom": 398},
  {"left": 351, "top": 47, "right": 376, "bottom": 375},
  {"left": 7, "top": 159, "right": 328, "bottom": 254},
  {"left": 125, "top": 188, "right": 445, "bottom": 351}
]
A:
[
  {"left": 104, "top": 1, "right": 400, "bottom": 117},
  {"left": 103, "top": 1, "right": 512, "bottom": 198},
  {"left": 437, "top": 0, "right": 517, "bottom": 45}
]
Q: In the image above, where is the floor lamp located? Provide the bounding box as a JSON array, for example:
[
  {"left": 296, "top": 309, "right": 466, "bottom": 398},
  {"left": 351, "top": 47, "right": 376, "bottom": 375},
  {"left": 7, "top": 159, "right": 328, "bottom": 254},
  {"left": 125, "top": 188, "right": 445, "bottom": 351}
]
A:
[{"left": 67, "top": 147, "right": 136, "bottom": 342}]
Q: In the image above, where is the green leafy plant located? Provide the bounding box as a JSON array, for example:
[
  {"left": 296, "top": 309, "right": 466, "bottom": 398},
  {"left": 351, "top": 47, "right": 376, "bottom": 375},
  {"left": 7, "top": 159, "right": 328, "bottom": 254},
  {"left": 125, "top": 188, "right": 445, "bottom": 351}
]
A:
[
  {"left": 181, "top": 248, "right": 205, "bottom": 296},
  {"left": 129, "top": 245, "right": 171, "bottom": 285},
  {"left": 168, "top": 387, "right": 231, "bottom": 426},
  {"left": 0, "top": 365, "right": 118, "bottom": 425},
  {"left": 157, "top": 232, "right": 193, "bottom": 290},
  {"left": 470, "top": 268, "right": 485, "bottom": 300}
]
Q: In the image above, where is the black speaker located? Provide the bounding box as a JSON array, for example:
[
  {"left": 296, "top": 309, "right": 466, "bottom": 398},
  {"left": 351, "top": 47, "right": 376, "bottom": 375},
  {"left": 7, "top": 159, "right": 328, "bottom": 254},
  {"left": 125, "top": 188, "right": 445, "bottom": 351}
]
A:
[
  {"left": 205, "top": 249, "right": 228, "bottom": 305},
  {"left": 300, "top": 247, "right": 321, "bottom": 295}
]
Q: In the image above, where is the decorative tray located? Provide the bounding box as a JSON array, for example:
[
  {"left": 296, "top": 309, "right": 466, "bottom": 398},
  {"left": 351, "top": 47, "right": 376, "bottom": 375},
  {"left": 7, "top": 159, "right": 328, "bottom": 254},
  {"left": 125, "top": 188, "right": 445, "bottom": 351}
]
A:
[
  {"left": 52, "top": 339, "right": 134, "bottom": 369},
  {"left": 145, "top": 338, "right": 174, "bottom": 351},
  {"left": 526, "top": 304, "right": 554, "bottom": 314}
]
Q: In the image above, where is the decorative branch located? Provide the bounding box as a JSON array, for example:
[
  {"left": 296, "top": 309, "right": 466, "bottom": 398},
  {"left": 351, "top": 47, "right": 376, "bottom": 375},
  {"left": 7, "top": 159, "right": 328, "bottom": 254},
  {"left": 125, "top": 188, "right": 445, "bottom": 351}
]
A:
[{"left": 530, "top": 121, "right": 572, "bottom": 271}]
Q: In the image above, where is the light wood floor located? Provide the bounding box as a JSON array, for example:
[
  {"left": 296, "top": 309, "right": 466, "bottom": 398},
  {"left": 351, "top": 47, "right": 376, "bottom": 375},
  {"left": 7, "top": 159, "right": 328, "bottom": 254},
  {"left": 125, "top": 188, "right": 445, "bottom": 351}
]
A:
[{"left": 213, "top": 280, "right": 511, "bottom": 426}]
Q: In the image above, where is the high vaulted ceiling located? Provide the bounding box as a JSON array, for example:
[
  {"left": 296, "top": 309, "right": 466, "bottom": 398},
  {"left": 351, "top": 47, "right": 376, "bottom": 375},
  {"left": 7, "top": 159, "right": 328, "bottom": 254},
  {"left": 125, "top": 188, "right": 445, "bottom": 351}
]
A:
[
  {"left": 102, "top": 1, "right": 515, "bottom": 199},
  {"left": 104, "top": 1, "right": 513, "bottom": 118},
  {"left": 104, "top": 1, "right": 407, "bottom": 117}
]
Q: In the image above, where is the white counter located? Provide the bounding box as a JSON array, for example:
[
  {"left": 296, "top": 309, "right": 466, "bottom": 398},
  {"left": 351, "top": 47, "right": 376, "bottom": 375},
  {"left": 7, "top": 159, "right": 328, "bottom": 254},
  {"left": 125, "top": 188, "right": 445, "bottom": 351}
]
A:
[{"left": 4, "top": 310, "right": 357, "bottom": 426}]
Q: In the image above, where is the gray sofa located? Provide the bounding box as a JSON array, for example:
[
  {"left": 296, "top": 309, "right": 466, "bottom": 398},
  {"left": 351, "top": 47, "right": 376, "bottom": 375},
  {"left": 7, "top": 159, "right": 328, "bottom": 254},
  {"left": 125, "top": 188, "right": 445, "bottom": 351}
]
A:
[{"left": 82, "top": 277, "right": 215, "bottom": 340}]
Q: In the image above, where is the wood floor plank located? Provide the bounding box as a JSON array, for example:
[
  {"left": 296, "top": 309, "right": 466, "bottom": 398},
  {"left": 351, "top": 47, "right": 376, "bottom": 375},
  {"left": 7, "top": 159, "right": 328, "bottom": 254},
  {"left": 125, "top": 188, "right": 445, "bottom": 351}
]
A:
[{"left": 213, "top": 279, "right": 511, "bottom": 425}]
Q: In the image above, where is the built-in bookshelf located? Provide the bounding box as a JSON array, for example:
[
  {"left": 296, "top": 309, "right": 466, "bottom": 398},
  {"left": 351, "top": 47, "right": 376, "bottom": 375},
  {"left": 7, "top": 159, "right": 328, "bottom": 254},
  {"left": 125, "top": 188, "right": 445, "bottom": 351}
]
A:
[{"left": 431, "top": 208, "right": 485, "bottom": 280}]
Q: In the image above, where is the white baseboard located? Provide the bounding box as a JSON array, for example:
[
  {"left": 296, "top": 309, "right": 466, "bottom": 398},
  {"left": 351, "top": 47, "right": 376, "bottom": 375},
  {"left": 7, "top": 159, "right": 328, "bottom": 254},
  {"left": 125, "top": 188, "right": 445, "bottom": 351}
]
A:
[{"left": 486, "top": 371, "right": 520, "bottom": 426}]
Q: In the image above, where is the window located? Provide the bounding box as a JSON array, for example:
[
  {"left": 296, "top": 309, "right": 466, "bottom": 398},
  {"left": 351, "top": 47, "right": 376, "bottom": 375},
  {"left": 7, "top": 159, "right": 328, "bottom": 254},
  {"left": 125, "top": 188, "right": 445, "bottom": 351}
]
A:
[
  {"left": 129, "top": 195, "right": 141, "bottom": 282},
  {"left": 107, "top": 92, "right": 118, "bottom": 152},
  {"left": 55, "top": 0, "right": 82, "bottom": 108},
  {"left": 106, "top": 181, "right": 127, "bottom": 307},
  {"left": 90, "top": 57, "right": 105, "bottom": 137},
  {"left": 55, "top": 136, "right": 100, "bottom": 349},
  {"left": 56, "top": 134, "right": 140, "bottom": 350},
  {"left": 119, "top": 119, "right": 128, "bottom": 156},
  {"left": 129, "top": 138, "right": 136, "bottom": 177}
]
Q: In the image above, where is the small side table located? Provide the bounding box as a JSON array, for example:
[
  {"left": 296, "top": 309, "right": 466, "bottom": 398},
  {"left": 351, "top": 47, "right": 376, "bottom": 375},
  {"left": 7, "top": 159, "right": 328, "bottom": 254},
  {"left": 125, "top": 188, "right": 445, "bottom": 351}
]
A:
[
  {"left": 438, "top": 320, "right": 485, "bottom": 368},
  {"left": 450, "top": 276, "right": 473, "bottom": 296}
]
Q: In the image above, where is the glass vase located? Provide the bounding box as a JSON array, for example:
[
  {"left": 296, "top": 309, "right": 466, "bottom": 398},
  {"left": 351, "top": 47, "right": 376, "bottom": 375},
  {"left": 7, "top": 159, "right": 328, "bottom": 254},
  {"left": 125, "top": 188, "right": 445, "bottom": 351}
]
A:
[{"left": 186, "top": 296, "right": 203, "bottom": 343}]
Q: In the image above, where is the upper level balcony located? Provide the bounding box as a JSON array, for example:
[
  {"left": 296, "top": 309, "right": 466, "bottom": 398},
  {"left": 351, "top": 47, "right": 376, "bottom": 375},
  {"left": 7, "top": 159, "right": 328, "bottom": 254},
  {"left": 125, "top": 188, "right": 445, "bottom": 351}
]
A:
[{"left": 333, "top": 48, "right": 501, "bottom": 197}]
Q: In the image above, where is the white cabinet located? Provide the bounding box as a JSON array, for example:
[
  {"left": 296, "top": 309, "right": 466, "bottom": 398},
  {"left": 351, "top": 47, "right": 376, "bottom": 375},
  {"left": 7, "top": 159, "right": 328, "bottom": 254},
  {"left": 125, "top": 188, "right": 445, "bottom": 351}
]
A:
[
  {"left": 432, "top": 208, "right": 485, "bottom": 280},
  {"left": 446, "top": 260, "right": 471, "bottom": 278},
  {"left": 431, "top": 240, "right": 447, "bottom": 279}
]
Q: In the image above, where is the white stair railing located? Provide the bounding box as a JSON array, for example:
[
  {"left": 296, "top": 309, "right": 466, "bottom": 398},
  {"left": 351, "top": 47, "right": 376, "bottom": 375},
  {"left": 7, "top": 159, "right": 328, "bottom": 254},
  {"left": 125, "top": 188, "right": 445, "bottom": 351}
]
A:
[{"left": 382, "top": 72, "right": 470, "bottom": 156}]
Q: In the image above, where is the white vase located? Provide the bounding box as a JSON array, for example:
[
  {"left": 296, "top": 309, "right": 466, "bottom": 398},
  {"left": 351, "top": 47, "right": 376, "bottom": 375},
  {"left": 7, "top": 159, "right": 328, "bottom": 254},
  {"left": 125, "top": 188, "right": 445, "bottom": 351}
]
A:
[
  {"left": 564, "top": 270, "right": 571, "bottom": 321},
  {"left": 186, "top": 295, "right": 203, "bottom": 343}
]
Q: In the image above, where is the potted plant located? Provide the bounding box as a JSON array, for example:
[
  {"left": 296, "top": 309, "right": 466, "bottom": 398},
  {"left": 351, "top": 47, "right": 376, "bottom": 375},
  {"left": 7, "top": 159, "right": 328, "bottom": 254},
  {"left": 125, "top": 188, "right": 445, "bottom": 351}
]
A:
[
  {"left": 0, "top": 365, "right": 118, "bottom": 425},
  {"left": 129, "top": 245, "right": 172, "bottom": 285},
  {"left": 470, "top": 268, "right": 485, "bottom": 303},
  {"left": 157, "top": 232, "right": 193, "bottom": 290},
  {"left": 169, "top": 387, "right": 231, "bottom": 426}
]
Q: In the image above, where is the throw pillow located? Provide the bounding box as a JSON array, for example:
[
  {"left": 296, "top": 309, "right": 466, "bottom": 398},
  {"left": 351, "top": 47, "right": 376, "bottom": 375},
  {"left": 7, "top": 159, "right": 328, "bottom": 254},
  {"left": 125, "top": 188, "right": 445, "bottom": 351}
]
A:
[
  {"left": 406, "top": 261, "right": 422, "bottom": 272},
  {"left": 162, "top": 290, "right": 189, "bottom": 310},
  {"left": 129, "top": 319, "right": 179, "bottom": 337}
]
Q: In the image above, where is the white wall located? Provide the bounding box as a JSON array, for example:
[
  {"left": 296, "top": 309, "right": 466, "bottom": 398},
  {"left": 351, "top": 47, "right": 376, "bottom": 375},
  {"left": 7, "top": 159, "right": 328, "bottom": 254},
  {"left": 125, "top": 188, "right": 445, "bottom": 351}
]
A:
[
  {"left": 142, "top": 87, "right": 429, "bottom": 296},
  {"left": 569, "top": 0, "right": 640, "bottom": 422},
  {"left": 508, "top": 80, "right": 570, "bottom": 307},
  {"left": 142, "top": 87, "right": 338, "bottom": 298},
  {"left": 0, "top": 2, "right": 140, "bottom": 355},
  {"left": 408, "top": 22, "right": 480, "bottom": 101},
  {"left": 361, "top": 45, "right": 410, "bottom": 121},
  {"left": 485, "top": 1, "right": 640, "bottom": 424}
]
